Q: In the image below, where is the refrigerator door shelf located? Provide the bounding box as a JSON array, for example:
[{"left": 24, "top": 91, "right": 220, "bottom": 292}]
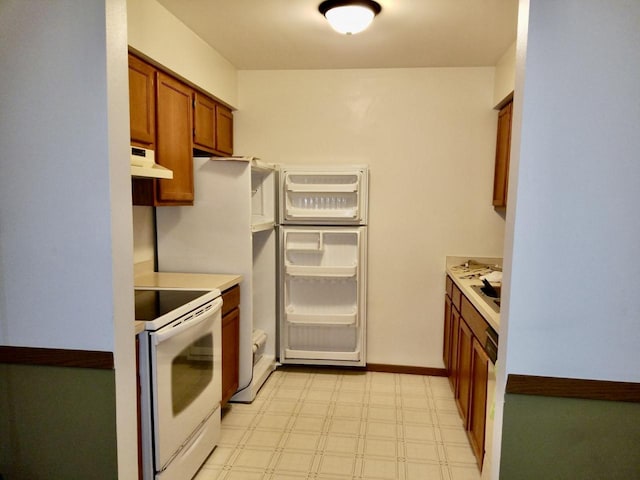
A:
[
  {"left": 286, "top": 323, "right": 360, "bottom": 359},
  {"left": 285, "top": 244, "right": 322, "bottom": 252},
  {"left": 285, "top": 279, "right": 357, "bottom": 313},
  {"left": 286, "top": 172, "right": 360, "bottom": 186},
  {"left": 251, "top": 219, "right": 275, "bottom": 233},
  {"left": 280, "top": 166, "right": 368, "bottom": 225},
  {"left": 284, "top": 231, "right": 323, "bottom": 251},
  {"left": 285, "top": 304, "right": 357, "bottom": 315},
  {"left": 285, "top": 348, "right": 361, "bottom": 362},
  {"left": 286, "top": 182, "right": 358, "bottom": 193},
  {"left": 286, "top": 207, "right": 358, "bottom": 220},
  {"left": 285, "top": 309, "right": 357, "bottom": 326},
  {"left": 284, "top": 230, "right": 358, "bottom": 254},
  {"left": 285, "top": 264, "right": 357, "bottom": 277}
]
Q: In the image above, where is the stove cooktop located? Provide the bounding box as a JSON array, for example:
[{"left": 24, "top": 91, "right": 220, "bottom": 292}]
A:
[{"left": 134, "top": 289, "right": 211, "bottom": 321}]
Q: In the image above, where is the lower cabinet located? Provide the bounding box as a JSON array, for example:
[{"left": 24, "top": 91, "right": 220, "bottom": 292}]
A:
[
  {"left": 444, "top": 275, "right": 493, "bottom": 470},
  {"left": 455, "top": 318, "right": 473, "bottom": 424},
  {"left": 468, "top": 337, "right": 490, "bottom": 466},
  {"left": 221, "top": 285, "right": 240, "bottom": 407},
  {"left": 443, "top": 294, "right": 452, "bottom": 372},
  {"left": 444, "top": 282, "right": 461, "bottom": 392},
  {"left": 450, "top": 307, "right": 460, "bottom": 392}
]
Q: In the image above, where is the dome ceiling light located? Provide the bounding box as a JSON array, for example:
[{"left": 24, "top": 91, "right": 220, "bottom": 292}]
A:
[{"left": 318, "top": 0, "right": 382, "bottom": 35}]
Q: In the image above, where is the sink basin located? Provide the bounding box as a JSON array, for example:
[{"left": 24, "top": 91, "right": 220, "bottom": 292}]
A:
[
  {"left": 470, "top": 285, "right": 501, "bottom": 313},
  {"left": 482, "top": 284, "right": 501, "bottom": 298}
]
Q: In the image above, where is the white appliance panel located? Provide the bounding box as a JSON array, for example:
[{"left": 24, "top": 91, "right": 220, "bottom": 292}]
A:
[
  {"left": 156, "top": 158, "right": 277, "bottom": 403},
  {"left": 279, "top": 226, "right": 367, "bottom": 366},
  {"left": 285, "top": 277, "right": 358, "bottom": 315},
  {"left": 150, "top": 297, "right": 222, "bottom": 470},
  {"left": 288, "top": 325, "right": 359, "bottom": 352},
  {"left": 280, "top": 166, "right": 368, "bottom": 225},
  {"left": 155, "top": 407, "right": 220, "bottom": 480}
]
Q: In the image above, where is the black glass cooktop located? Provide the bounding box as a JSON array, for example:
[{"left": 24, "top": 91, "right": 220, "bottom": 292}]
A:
[{"left": 134, "top": 289, "right": 209, "bottom": 321}]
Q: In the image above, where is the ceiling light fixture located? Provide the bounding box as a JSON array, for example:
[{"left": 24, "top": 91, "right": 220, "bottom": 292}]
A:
[{"left": 318, "top": 0, "right": 382, "bottom": 35}]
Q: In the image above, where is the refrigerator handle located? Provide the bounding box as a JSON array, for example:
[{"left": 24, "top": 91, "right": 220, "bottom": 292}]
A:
[{"left": 317, "top": 231, "right": 323, "bottom": 251}]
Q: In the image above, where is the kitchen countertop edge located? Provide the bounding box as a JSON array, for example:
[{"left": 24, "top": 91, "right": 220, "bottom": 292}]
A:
[
  {"left": 134, "top": 272, "right": 243, "bottom": 336},
  {"left": 445, "top": 256, "right": 500, "bottom": 332}
]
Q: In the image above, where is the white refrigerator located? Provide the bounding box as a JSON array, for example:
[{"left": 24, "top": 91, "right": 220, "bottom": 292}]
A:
[
  {"left": 278, "top": 165, "right": 368, "bottom": 366},
  {"left": 156, "top": 157, "right": 277, "bottom": 403}
]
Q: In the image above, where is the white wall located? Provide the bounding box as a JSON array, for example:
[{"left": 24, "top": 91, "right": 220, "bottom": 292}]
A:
[
  {"left": 502, "top": 0, "right": 640, "bottom": 383},
  {"left": 133, "top": 206, "right": 155, "bottom": 265},
  {"left": 236, "top": 68, "right": 505, "bottom": 367},
  {"left": 493, "top": 41, "right": 516, "bottom": 106},
  {"left": 127, "top": 0, "right": 238, "bottom": 106},
  {"left": 0, "top": 0, "right": 130, "bottom": 352},
  {"left": 106, "top": 1, "right": 140, "bottom": 478},
  {"left": 0, "top": 1, "right": 137, "bottom": 477}
]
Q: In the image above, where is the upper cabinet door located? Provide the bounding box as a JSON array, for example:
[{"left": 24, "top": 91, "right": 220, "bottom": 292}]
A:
[
  {"left": 492, "top": 100, "right": 512, "bottom": 208},
  {"left": 193, "top": 92, "right": 216, "bottom": 153},
  {"left": 215, "top": 105, "right": 234, "bottom": 156},
  {"left": 193, "top": 93, "right": 234, "bottom": 157},
  {"left": 128, "top": 54, "right": 156, "bottom": 147},
  {"left": 156, "top": 72, "right": 194, "bottom": 205}
]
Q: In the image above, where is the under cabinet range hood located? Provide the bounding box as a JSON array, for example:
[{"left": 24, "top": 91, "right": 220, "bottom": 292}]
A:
[{"left": 130, "top": 146, "right": 173, "bottom": 179}]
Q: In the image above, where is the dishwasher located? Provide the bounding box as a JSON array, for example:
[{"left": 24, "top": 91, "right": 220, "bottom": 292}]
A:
[{"left": 482, "top": 327, "right": 498, "bottom": 479}]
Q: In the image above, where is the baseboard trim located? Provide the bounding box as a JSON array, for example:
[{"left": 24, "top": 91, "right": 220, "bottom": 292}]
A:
[
  {"left": 506, "top": 374, "right": 640, "bottom": 403},
  {"left": 275, "top": 363, "right": 447, "bottom": 377},
  {"left": 366, "top": 363, "right": 447, "bottom": 376},
  {"left": 0, "top": 346, "right": 114, "bottom": 370}
]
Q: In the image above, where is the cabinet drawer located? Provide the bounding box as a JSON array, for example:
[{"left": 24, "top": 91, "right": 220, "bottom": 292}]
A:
[
  {"left": 452, "top": 283, "right": 462, "bottom": 311},
  {"left": 461, "top": 296, "right": 489, "bottom": 346},
  {"left": 221, "top": 285, "right": 240, "bottom": 316},
  {"left": 446, "top": 275, "right": 453, "bottom": 298}
]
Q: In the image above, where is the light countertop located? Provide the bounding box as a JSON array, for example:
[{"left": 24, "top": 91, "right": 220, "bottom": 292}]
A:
[
  {"left": 134, "top": 271, "right": 243, "bottom": 335},
  {"left": 445, "top": 256, "right": 501, "bottom": 332},
  {"left": 135, "top": 271, "right": 242, "bottom": 292}
]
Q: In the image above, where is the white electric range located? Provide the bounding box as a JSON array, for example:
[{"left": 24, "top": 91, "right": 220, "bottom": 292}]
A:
[{"left": 135, "top": 287, "right": 222, "bottom": 480}]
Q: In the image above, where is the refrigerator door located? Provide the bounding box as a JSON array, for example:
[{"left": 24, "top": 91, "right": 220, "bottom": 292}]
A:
[
  {"left": 279, "top": 226, "right": 367, "bottom": 366},
  {"left": 280, "top": 166, "right": 368, "bottom": 225}
]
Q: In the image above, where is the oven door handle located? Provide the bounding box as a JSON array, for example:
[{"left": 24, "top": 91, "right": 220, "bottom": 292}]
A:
[{"left": 153, "top": 297, "right": 223, "bottom": 345}]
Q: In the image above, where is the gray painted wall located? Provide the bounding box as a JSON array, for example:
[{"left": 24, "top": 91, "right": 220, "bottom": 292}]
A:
[
  {"left": 500, "top": 394, "right": 640, "bottom": 479},
  {"left": 0, "top": 365, "right": 118, "bottom": 479}
]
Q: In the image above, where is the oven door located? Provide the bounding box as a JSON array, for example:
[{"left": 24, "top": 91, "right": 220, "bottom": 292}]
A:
[{"left": 150, "top": 296, "right": 222, "bottom": 471}]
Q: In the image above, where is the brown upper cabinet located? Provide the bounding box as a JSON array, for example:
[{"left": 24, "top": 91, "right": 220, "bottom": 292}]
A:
[
  {"left": 492, "top": 99, "right": 513, "bottom": 208},
  {"left": 215, "top": 104, "right": 233, "bottom": 155},
  {"left": 128, "top": 54, "right": 156, "bottom": 148},
  {"left": 193, "top": 92, "right": 234, "bottom": 156},
  {"left": 155, "top": 71, "right": 194, "bottom": 205},
  {"left": 129, "top": 53, "right": 234, "bottom": 206},
  {"left": 193, "top": 92, "right": 217, "bottom": 152}
]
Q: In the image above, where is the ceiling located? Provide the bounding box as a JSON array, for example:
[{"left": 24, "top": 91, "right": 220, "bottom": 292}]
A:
[{"left": 156, "top": 0, "right": 519, "bottom": 70}]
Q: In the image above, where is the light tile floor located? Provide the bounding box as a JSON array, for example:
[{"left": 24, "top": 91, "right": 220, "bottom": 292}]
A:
[{"left": 194, "top": 368, "right": 481, "bottom": 480}]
